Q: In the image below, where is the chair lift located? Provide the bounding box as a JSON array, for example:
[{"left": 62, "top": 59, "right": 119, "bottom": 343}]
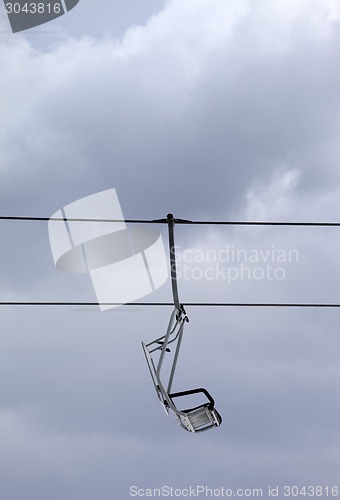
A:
[{"left": 141, "top": 214, "right": 222, "bottom": 432}]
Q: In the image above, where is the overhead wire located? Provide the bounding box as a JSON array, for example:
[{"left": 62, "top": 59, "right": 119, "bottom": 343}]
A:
[
  {"left": 1, "top": 215, "right": 340, "bottom": 226},
  {"left": 1, "top": 215, "right": 340, "bottom": 308},
  {"left": 1, "top": 302, "right": 340, "bottom": 307}
]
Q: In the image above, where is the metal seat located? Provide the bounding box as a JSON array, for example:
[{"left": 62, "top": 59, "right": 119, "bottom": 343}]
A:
[
  {"left": 141, "top": 215, "right": 222, "bottom": 433},
  {"left": 142, "top": 308, "right": 222, "bottom": 432},
  {"left": 169, "top": 388, "right": 222, "bottom": 432}
]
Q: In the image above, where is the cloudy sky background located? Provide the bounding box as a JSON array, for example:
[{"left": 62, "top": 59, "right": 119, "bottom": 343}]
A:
[{"left": 1, "top": 0, "right": 340, "bottom": 498}]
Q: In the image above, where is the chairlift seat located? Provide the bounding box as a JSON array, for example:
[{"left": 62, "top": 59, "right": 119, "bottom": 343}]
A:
[
  {"left": 169, "top": 388, "right": 222, "bottom": 433},
  {"left": 142, "top": 313, "right": 222, "bottom": 433},
  {"left": 141, "top": 215, "right": 222, "bottom": 432}
]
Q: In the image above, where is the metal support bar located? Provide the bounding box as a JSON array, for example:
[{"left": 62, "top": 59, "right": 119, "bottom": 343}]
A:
[
  {"left": 167, "top": 320, "right": 184, "bottom": 394},
  {"left": 156, "top": 308, "right": 177, "bottom": 376},
  {"left": 167, "top": 213, "right": 180, "bottom": 311}
]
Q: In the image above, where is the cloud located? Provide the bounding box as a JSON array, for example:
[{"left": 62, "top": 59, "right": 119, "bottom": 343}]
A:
[{"left": 1, "top": 0, "right": 340, "bottom": 218}]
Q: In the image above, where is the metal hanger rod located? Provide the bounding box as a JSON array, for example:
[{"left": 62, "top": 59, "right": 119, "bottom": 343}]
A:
[{"left": 167, "top": 213, "right": 180, "bottom": 311}]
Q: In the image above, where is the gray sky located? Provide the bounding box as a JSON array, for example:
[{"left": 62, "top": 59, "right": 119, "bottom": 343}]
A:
[{"left": 1, "top": 1, "right": 340, "bottom": 499}]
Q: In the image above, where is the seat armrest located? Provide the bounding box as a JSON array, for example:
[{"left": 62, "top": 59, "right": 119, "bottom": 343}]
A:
[{"left": 169, "top": 387, "right": 215, "bottom": 409}]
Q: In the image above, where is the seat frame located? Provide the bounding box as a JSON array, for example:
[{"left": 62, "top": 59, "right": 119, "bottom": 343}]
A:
[
  {"left": 141, "top": 308, "right": 222, "bottom": 432},
  {"left": 141, "top": 215, "right": 222, "bottom": 432}
]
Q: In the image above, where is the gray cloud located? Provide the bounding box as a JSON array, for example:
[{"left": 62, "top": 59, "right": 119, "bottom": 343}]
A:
[{"left": 1, "top": 0, "right": 340, "bottom": 218}]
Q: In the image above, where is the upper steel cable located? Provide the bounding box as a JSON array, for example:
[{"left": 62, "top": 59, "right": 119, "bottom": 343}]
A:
[{"left": 1, "top": 215, "right": 340, "bottom": 226}]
